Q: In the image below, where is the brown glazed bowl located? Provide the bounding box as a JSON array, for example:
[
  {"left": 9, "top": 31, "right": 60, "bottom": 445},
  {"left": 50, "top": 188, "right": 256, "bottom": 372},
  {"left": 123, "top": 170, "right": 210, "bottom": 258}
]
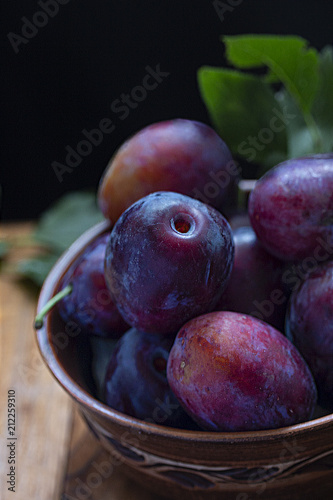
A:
[{"left": 36, "top": 221, "right": 333, "bottom": 500}]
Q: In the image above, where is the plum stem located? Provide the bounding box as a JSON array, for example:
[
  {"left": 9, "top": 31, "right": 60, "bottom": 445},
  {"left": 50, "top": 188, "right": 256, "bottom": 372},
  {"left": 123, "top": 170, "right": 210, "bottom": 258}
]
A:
[
  {"left": 34, "top": 284, "right": 73, "bottom": 329},
  {"left": 303, "top": 111, "right": 323, "bottom": 153},
  {"left": 237, "top": 179, "right": 256, "bottom": 209}
]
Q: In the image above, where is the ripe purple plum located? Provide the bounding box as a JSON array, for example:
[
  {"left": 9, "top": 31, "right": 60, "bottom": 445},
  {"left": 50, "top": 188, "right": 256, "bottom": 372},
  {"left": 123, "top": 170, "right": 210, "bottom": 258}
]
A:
[
  {"left": 248, "top": 154, "right": 333, "bottom": 261},
  {"left": 104, "top": 192, "right": 234, "bottom": 335},
  {"left": 57, "top": 233, "right": 129, "bottom": 338},
  {"left": 167, "top": 311, "right": 317, "bottom": 432},
  {"left": 103, "top": 328, "right": 195, "bottom": 428},
  {"left": 98, "top": 119, "right": 239, "bottom": 223},
  {"left": 216, "top": 226, "right": 290, "bottom": 332},
  {"left": 286, "top": 261, "right": 333, "bottom": 407}
]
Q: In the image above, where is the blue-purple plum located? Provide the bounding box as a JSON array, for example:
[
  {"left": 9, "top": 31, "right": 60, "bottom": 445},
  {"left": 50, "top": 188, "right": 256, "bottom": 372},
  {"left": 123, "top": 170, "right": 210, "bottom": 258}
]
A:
[
  {"left": 249, "top": 154, "right": 333, "bottom": 261},
  {"left": 57, "top": 233, "right": 129, "bottom": 338},
  {"left": 98, "top": 119, "right": 239, "bottom": 223},
  {"left": 167, "top": 311, "right": 317, "bottom": 432},
  {"left": 286, "top": 261, "right": 333, "bottom": 407},
  {"left": 216, "top": 226, "right": 290, "bottom": 332},
  {"left": 103, "top": 328, "right": 195, "bottom": 428},
  {"left": 104, "top": 191, "right": 234, "bottom": 335}
]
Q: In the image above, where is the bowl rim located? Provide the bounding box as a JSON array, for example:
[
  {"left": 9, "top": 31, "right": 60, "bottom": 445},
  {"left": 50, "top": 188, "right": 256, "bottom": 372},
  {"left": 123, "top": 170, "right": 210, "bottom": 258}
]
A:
[{"left": 35, "top": 220, "right": 333, "bottom": 443}]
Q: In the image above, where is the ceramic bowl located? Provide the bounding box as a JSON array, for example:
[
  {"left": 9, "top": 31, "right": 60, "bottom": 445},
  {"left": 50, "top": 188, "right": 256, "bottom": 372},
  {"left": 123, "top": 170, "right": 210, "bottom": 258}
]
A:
[{"left": 35, "top": 220, "right": 333, "bottom": 500}]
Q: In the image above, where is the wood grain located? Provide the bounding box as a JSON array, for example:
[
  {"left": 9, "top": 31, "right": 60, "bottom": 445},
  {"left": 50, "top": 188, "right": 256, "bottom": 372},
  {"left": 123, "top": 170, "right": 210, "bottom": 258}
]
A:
[
  {"left": 0, "top": 223, "right": 165, "bottom": 500},
  {"left": 0, "top": 223, "right": 74, "bottom": 500}
]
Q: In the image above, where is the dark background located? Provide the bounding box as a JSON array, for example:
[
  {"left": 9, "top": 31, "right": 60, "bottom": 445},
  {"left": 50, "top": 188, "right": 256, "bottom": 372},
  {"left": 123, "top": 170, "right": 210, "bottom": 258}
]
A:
[{"left": 1, "top": 0, "right": 332, "bottom": 221}]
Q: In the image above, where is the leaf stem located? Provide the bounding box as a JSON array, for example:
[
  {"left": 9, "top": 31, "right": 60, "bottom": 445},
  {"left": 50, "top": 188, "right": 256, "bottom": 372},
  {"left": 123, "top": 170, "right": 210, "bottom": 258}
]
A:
[
  {"left": 303, "top": 111, "right": 324, "bottom": 153},
  {"left": 262, "top": 56, "right": 323, "bottom": 153},
  {"left": 34, "top": 284, "right": 73, "bottom": 329}
]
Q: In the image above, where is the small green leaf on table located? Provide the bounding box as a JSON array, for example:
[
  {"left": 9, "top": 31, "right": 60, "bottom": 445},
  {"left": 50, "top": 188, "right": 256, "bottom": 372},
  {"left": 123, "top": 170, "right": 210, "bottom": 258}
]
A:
[
  {"left": 33, "top": 191, "right": 104, "bottom": 253},
  {"left": 16, "top": 254, "right": 60, "bottom": 288},
  {"left": 16, "top": 191, "right": 105, "bottom": 287},
  {"left": 0, "top": 241, "right": 10, "bottom": 260}
]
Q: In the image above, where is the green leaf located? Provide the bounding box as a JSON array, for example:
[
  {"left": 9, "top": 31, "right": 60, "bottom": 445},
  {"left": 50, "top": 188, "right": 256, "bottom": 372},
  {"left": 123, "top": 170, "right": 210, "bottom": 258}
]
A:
[
  {"left": 276, "top": 90, "right": 314, "bottom": 159},
  {"left": 223, "top": 35, "right": 319, "bottom": 114},
  {"left": 197, "top": 67, "right": 288, "bottom": 168},
  {"left": 17, "top": 254, "right": 60, "bottom": 287},
  {"left": 312, "top": 46, "right": 333, "bottom": 152},
  {"left": 0, "top": 241, "right": 10, "bottom": 260},
  {"left": 33, "top": 191, "right": 104, "bottom": 253},
  {"left": 276, "top": 46, "right": 333, "bottom": 158},
  {"left": 11, "top": 191, "right": 105, "bottom": 288}
]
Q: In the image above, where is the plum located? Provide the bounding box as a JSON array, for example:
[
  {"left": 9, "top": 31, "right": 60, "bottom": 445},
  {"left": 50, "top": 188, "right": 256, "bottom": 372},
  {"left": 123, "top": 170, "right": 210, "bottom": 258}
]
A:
[
  {"left": 104, "top": 191, "right": 234, "bottom": 335},
  {"left": 248, "top": 154, "right": 333, "bottom": 261},
  {"left": 216, "top": 226, "right": 290, "bottom": 332},
  {"left": 98, "top": 118, "right": 239, "bottom": 223},
  {"left": 286, "top": 261, "right": 333, "bottom": 407},
  {"left": 103, "top": 328, "right": 195, "bottom": 428},
  {"left": 167, "top": 311, "right": 317, "bottom": 432},
  {"left": 57, "top": 233, "right": 129, "bottom": 338}
]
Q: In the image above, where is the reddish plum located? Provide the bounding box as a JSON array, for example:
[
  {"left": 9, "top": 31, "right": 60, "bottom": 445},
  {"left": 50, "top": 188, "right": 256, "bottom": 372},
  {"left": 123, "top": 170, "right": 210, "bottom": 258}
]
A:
[
  {"left": 104, "top": 192, "right": 234, "bottom": 335},
  {"left": 216, "top": 226, "right": 290, "bottom": 331},
  {"left": 98, "top": 119, "right": 239, "bottom": 223},
  {"left": 286, "top": 261, "right": 333, "bottom": 407},
  {"left": 57, "top": 233, "right": 129, "bottom": 338},
  {"left": 103, "top": 328, "right": 195, "bottom": 428},
  {"left": 167, "top": 311, "right": 317, "bottom": 431},
  {"left": 248, "top": 154, "right": 333, "bottom": 261}
]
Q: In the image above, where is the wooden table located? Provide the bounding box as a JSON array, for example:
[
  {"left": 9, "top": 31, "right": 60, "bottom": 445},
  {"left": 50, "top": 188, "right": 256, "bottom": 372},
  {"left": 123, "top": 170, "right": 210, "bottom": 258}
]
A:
[{"left": 0, "top": 223, "right": 164, "bottom": 500}]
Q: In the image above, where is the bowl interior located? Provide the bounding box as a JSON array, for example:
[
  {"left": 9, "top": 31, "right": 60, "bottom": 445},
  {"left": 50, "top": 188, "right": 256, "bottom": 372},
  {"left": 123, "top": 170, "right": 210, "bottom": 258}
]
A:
[{"left": 36, "top": 220, "right": 333, "bottom": 452}]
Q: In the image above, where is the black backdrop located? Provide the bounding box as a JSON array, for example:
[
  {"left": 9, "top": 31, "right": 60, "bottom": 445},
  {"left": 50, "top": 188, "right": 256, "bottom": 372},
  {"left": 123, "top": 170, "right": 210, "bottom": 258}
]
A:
[{"left": 1, "top": 0, "right": 332, "bottom": 220}]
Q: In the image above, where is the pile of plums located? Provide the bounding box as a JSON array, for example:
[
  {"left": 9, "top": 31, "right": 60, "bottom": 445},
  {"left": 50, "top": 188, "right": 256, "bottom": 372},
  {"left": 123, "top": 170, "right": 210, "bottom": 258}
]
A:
[{"left": 56, "top": 119, "right": 333, "bottom": 432}]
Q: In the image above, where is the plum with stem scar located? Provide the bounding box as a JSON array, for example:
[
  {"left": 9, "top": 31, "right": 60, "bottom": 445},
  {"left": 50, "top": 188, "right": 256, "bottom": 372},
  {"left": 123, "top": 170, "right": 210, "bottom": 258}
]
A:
[{"left": 104, "top": 192, "right": 234, "bottom": 335}]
